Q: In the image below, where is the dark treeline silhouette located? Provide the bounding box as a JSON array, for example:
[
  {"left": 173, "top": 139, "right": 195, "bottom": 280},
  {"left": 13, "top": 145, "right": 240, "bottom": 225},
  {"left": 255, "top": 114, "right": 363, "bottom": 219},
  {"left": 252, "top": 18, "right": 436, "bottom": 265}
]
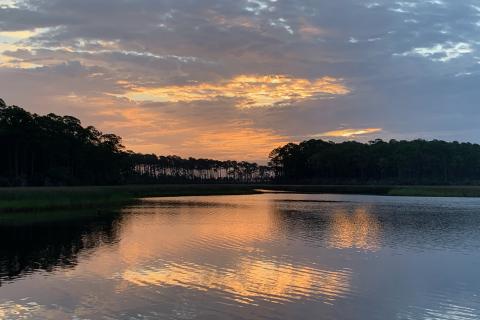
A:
[
  {"left": 270, "top": 139, "right": 480, "bottom": 185},
  {"left": 0, "top": 99, "right": 271, "bottom": 186},
  {"left": 0, "top": 99, "right": 128, "bottom": 186},
  {"left": 4, "top": 99, "right": 480, "bottom": 186},
  {"left": 130, "top": 154, "right": 272, "bottom": 183}
]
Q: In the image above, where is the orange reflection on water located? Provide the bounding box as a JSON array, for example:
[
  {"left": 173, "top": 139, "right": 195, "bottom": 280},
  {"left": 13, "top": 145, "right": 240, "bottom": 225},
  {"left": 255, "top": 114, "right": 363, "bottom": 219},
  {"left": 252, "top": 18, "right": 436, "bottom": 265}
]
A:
[
  {"left": 327, "top": 207, "right": 381, "bottom": 251},
  {"left": 69, "top": 196, "right": 358, "bottom": 306},
  {"left": 68, "top": 198, "right": 277, "bottom": 279},
  {"left": 0, "top": 300, "right": 68, "bottom": 319},
  {"left": 116, "top": 200, "right": 275, "bottom": 265},
  {"left": 122, "top": 258, "right": 352, "bottom": 304}
]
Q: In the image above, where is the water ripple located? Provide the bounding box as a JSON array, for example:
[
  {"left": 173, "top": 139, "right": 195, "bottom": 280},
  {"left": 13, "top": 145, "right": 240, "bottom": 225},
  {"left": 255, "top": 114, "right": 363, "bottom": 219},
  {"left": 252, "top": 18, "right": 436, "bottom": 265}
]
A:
[
  {"left": 2, "top": 193, "right": 480, "bottom": 319},
  {"left": 121, "top": 258, "right": 353, "bottom": 306}
]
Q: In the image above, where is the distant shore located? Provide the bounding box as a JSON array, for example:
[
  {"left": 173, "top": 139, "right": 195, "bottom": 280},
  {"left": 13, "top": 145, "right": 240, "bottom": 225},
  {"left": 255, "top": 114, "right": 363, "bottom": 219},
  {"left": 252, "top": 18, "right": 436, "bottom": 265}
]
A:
[{"left": 2, "top": 184, "right": 480, "bottom": 213}]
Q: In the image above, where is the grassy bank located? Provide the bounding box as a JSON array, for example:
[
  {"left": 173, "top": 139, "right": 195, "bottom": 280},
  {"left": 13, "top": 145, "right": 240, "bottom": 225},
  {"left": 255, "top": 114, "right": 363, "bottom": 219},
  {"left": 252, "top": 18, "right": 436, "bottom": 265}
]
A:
[
  {"left": 263, "top": 185, "right": 480, "bottom": 197},
  {"left": 0, "top": 184, "right": 261, "bottom": 213},
  {"left": 2, "top": 184, "right": 480, "bottom": 213}
]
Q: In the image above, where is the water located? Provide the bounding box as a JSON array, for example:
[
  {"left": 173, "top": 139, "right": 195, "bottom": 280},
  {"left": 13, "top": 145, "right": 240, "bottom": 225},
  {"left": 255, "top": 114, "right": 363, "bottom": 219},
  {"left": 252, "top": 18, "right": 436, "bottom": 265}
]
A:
[{"left": 0, "top": 193, "right": 480, "bottom": 319}]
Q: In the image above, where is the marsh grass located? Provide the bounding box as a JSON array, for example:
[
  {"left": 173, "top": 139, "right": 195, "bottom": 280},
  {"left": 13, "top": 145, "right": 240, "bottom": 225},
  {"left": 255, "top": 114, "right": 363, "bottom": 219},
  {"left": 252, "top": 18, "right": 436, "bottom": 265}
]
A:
[
  {"left": 386, "top": 186, "right": 480, "bottom": 197},
  {"left": 267, "top": 185, "right": 480, "bottom": 197},
  {"left": 2, "top": 184, "right": 480, "bottom": 213},
  {"left": 0, "top": 208, "right": 121, "bottom": 225},
  {"left": 0, "top": 185, "right": 261, "bottom": 213}
]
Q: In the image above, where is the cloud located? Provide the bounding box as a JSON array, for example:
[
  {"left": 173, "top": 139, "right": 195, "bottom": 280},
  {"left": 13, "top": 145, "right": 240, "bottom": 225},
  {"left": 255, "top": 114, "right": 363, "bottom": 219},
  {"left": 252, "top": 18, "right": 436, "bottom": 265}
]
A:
[
  {"left": 398, "top": 42, "right": 474, "bottom": 62},
  {"left": 0, "top": 28, "right": 47, "bottom": 67},
  {"left": 298, "top": 19, "right": 325, "bottom": 38},
  {"left": 120, "top": 74, "right": 350, "bottom": 108},
  {"left": 315, "top": 128, "right": 382, "bottom": 138},
  {"left": 1, "top": 0, "right": 480, "bottom": 161}
]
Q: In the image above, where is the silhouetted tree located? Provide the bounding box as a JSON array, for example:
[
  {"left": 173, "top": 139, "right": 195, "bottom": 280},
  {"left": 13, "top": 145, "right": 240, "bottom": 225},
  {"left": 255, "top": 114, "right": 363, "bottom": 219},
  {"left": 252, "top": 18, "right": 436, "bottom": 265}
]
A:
[
  {"left": 269, "top": 139, "right": 480, "bottom": 185},
  {"left": 0, "top": 99, "right": 271, "bottom": 186}
]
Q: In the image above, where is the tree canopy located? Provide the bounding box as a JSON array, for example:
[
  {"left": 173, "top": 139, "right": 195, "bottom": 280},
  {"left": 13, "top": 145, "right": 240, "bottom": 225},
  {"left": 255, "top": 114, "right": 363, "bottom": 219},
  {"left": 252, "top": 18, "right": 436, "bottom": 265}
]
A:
[
  {"left": 0, "top": 102, "right": 128, "bottom": 186},
  {"left": 3, "top": 99, "right": 480, "bottom": 186},
  {"left": 269, "top": 139, "right": 480, "bottom": 185},
  {"left": 0, "top": 100, "right": 269, "bottom": 186}
]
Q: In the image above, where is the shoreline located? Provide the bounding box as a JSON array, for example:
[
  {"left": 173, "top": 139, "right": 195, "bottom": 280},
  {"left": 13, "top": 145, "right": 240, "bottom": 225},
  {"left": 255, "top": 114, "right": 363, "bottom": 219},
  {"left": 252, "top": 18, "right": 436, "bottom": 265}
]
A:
[{"left": 2, "top": 184, "right": 480, "bottom": 213}]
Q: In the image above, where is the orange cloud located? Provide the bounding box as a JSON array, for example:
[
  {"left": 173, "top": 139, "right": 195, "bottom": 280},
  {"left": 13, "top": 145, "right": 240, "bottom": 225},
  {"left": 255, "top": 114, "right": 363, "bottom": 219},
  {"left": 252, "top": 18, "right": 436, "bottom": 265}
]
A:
[
  {"left": 298, "top": 19, "right": 325, "bottom": 38},
  {"left": 0, "top": 29, "right": 46, "bottom": 68},
  {"left": 120, "top": 74, "right": 350, "bottom": 108},
  {"left": 318, "top": 128, "right": 382, "bottom": 138},
  {"left": 209, "top": 13, "right": 259, "bottom": 30}
]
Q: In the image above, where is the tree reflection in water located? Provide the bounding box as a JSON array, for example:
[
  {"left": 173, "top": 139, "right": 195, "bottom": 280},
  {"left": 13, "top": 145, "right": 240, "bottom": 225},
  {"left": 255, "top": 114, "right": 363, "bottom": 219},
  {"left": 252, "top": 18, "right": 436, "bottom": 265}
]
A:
[{"left": 0, "top": 210, "right": 122, "bottom": 284}]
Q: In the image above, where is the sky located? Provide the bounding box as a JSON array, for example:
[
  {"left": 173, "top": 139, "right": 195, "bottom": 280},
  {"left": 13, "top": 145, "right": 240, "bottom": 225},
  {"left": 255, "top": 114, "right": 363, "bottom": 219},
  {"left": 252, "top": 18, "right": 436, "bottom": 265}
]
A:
[{"left": 1, "top": 0, "right": 479, "bottom": 162}]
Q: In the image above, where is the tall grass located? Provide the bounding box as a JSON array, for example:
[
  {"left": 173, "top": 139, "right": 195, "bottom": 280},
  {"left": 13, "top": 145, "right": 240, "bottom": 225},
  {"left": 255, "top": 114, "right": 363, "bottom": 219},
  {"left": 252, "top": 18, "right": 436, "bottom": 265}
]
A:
[
  {"left": 0, "top": 185, "right": 261, "bottom": 213},
  {"left": 2, "top": 184, "right": 480, "bottom": 213}
]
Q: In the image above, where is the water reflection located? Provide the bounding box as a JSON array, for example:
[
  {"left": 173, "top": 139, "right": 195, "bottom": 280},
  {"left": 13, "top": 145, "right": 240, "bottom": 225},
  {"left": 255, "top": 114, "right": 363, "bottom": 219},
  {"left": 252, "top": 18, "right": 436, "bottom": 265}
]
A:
[
  {"left": 0, "top": 210, "right": 122, "bottom": 284},
  {"left": 122, "top": 259, "right": 352, "bottom": 305},
  {"left": 0, "top": 194, "right": 479, "bottom": 319},
  {"left": 115, "top": 198, "right": 352, "bottom": 305},
  {"left": 271, "top": 197, "right": 480, "bottom": 252},
  {"left": 271, "top": 200, "right": 381, "bottom": 251},
  {"left": 0, "top": 299, "right": 69, "bottom": 319},
  {"left": 327, "top": 208, "right": 380, "bottom": 251}
]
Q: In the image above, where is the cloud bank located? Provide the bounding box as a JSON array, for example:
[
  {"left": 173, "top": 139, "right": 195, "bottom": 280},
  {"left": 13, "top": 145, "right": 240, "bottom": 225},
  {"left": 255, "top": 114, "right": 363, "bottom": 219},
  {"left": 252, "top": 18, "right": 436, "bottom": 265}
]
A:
[{"left": 0, "top": 0, "right": 479, "bottom": 161}]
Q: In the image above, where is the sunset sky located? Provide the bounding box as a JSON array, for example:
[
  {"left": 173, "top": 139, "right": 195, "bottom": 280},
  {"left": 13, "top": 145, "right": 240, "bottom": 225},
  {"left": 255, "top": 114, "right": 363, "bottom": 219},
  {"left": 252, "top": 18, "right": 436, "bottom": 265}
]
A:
[{"left": 1, "top": 0, "right": 479, "bottom": 161}]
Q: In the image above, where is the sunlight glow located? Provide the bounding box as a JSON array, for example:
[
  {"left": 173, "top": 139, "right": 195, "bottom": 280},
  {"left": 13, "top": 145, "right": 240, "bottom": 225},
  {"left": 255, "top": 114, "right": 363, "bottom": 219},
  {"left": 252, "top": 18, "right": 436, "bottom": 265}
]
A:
[
  {"left": 0, "top": 0, "right": 17, "bottom": 8},
  {"left": 317, "top": 128, "right": 382, "bottom": 138},
  {"left": 120, "top": 75, "right": 350, "bottom": 108},
  {"left": 180, "top": 126, "right": 289, "bottom": 160},
  {"left": 0, "top": 30, "right": 39, "bottom": 40},
  {"left": 0, "top": 28, "right": 48, "bottom": 68},
  {"left": 95, "top": 104, "right": 288, "bottom": 161}
]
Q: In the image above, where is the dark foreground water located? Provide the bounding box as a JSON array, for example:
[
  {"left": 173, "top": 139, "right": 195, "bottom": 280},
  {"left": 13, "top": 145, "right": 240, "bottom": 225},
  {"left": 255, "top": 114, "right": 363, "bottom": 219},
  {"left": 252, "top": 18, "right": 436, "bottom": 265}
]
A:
[{"left": 0, "top": 193, "right": 480, "bottom": 319}]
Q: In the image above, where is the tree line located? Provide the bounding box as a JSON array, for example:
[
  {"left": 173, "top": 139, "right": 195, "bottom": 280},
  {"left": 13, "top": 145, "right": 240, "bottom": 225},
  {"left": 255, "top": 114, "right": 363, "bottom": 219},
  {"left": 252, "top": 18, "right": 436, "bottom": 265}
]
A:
[
  {"left": 269, "top": 139, "right": 480, "bottom": 185},
  {"left": 0, "top": 99, "right": 271, "bottom": 186},
  {"left": 3, "top": 99, "right": 480, "bottom": 186},
  {"left": 130, "top": 154, "right": 272, "bottom": 184}
]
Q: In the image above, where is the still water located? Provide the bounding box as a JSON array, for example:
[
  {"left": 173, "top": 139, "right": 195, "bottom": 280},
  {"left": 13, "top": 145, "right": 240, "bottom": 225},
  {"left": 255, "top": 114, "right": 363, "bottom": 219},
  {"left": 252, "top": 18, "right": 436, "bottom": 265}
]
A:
[{"left": 0, "top": 193, "right": 480, "bottom": 319}]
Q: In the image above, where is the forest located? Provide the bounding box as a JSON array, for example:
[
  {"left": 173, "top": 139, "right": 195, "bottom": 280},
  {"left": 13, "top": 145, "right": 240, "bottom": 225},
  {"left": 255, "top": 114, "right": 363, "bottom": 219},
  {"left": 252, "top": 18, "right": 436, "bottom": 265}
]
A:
[
  {"left": 0, "top": 99, "right": 270, "bottom": 186},
  {"left": 269, "top": 139, "right": 480, "bottom": 185},
  {"left": 3, "top": 98, "right": 480, "bottom": 186}
]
